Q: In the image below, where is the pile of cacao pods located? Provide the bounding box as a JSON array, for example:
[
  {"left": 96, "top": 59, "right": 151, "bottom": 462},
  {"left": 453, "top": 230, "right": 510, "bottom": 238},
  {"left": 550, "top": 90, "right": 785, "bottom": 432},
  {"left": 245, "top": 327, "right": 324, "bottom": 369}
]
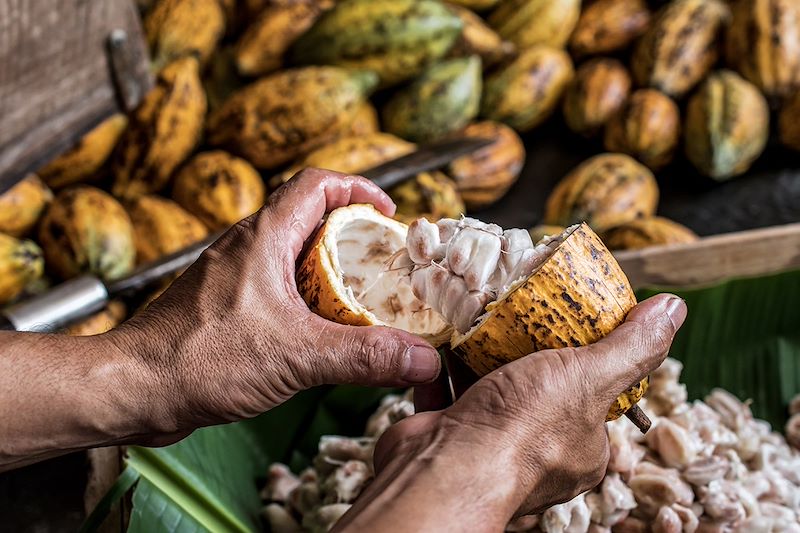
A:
[{"left": 3, "top": 0, "right": 800, "bottom": 330}]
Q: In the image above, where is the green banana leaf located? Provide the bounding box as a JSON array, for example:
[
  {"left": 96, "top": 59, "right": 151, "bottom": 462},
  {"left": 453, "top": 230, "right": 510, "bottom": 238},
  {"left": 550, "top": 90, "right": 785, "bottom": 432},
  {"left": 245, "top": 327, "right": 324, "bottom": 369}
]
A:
[{"left": 86, "top": 269, "right": 800, "bottom": 533}]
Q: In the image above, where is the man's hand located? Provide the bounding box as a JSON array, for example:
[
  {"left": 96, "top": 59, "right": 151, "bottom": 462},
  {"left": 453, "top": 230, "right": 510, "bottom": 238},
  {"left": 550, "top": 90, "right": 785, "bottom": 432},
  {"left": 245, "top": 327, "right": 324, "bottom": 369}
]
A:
[{"left": 334, "top": 294, "right": 687, "bottom": 532}]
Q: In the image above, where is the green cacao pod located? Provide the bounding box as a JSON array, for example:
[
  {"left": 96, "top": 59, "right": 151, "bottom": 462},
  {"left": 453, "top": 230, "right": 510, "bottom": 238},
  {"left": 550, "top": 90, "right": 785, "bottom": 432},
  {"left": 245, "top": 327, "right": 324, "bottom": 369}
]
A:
[
  {"left": 569, "top": 0, "right": 651, "bottom": 58},
  {"left": 562, "top": 58, "right": 632, "bottom": 137},
  {"left": 292, "top": 0, "right": 463, "bottom": 87},
  {"left": 382, "top": 56, "right": 482, "bottom": 143},
  {"left": 208, "top": 67, "right": 377, "bottom": 169},
  {"left": 544, "top": 153, "right": 659, "bottom": 232},
  {"left": 726, "top": 0, "right": 800, "bottom": 100},
  {"left": 632, "top": 0, "right": 730, "bottom": 98},
  {"left": 481, "top": 46, "right": 573, "bottom": 132},
  {"left": 684, "top": 70, "right": 769, "bottom": 180},
  {"left": 602, "top": 217, "right": 698, "bottom": 251},
  {"left": 389, "top": 171, "right": 465, "bottom": 223},
  {"left": 38, "top": 187, "right": 135, "bottom": 281},
  {"left": 604, "top": 89, "right": 680, "bottom": 170},
  {"left": 488, "top": 0, "right": 580, "bottom": 49},
  {"left": 0, "top": 233, "right": 44, "bottom": 305},
  {"left": 0, "top": 175, "right": 52, "bottom": 237},
  {"left": 779, "top": 91, "right": 800, "bottom": 152}
]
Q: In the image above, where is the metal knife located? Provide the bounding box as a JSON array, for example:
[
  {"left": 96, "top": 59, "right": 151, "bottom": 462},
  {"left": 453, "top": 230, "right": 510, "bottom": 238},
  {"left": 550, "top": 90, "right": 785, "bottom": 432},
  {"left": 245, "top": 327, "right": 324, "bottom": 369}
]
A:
[{"left": 1, "top": 136, "right": 494, "bottom": 332}]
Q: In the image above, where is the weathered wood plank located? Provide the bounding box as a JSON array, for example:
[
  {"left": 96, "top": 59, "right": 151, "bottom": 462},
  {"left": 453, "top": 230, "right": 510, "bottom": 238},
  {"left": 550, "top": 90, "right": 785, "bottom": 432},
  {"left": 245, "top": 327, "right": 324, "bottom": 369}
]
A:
[{"left": 0, "top": 0, "right": 151, "bottom": 194}]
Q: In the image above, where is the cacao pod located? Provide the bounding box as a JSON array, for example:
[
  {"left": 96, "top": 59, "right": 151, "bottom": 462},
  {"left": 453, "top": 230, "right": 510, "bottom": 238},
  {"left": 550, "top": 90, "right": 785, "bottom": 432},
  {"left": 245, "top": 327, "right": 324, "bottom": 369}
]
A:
[
  {"left": 0, "top": 233, "right": 44, "bottom": 305},
  {"left": 569, "top": 0, "right": 651, "bottom": 58},
  {"left": 207, "top": 67, "right": 377, "bottom": 169},
  {"left": 481, "top": 46, "right": 574, "bottom": 132},
  {"left": 145, "top": 0, "right": 225, "bottom": 68},
  {"left": 445, "top": 121, "right": 525, "bottom": 210},
  {"left": 127, "top": 195, "right": 208, "bottom": 264},
  {"left": 544, "top": 153, "right": 659, "bottom": 232},
  {"left": 684, "top": 70, "right": 769, "bottom": 180},
  {"left": 172, "top": 151, "right": 266, "bottom": 230},
  {"left": 234, "top": 1, "right": 333, "bottom": 77},
  {"left": 602, "top": 217, "right": 698, "bottom": 251},
  {"left": 446, "top": 0, "right": 499, "bottom": 10},
  {"left": 339, "top": 101, "right": 380, "bottom": 138},
  {"left": 38, "top": 187, "right": 135, "bottom": 281},
  {"left": 529, "top": 224, "right": 566, "bottom": 243},
  {"left": 446, "top": 3, "right": 514, "bottom": 66},
  {"left": 779, "top": 91, "right": 800, "bottom": 151},
  {"left": 726, "top": 0, "right": 800, "bottom": 100},
  {"left": 604, "top": 89, "right": 680, "bottom": 170},
  {"left": 66, "top": 301, "right": 127, "bottom": 336},
  {"left": 389, "top": 172, "right": 465, "bottom": 223},
  {"left": 0, "top": 175, "right": 53, "bottom": 237},
  {"left": 292, "top": 0, "right": 463, "bottom": 87},
  {"left": 38, "top": 114, "right": 128, "bottom": 189},
  {"left": 488, "top": 0, "right": 581, "bottom": 49},
  {"left": 632, "top": 0, "right": 730, "bottom": 98},
  {"left": 112, "top": 57, "right": 206, "bottom": 199},
  {"left": 563, "top": 58, "right": 632, "bottom": 137},
  {"left": 382, "top": 56, "right": 482, "bottom": 143},
  {"left": 204, "top": 46, "right": 246, "bottom": 114}
]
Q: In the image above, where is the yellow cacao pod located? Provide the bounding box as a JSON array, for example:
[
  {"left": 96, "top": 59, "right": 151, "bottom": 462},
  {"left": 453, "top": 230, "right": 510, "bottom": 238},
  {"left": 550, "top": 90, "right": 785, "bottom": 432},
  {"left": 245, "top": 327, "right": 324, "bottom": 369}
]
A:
[
  {"left": 66, "top": 301, "right": 127, "bottom": 336},
  {"left": 563, "top": 58, "right": 632, "bottom": 137},
  {"left": 602, "top": 217, "right": 698, "bottom": 251},
  {"left": 0, "top": 175, "right": 52, "bottom": 237},
  {"left": 389, "top": 171, "right": 465, "bottom": 223},
  {"left": 488, "top": 0, "right": 581, "bottom": 49},
  {"left": 0, "top": 233, "right": 44, "bottom": 305},
  {"left": 127, "top": 195, "right": 208, "bottom": 264},
  {"left": 145, "top": 0, "right": 225, "bottom": 67},
  {"left": 569, "top": 0, "right": 651, "bottom": 58}
]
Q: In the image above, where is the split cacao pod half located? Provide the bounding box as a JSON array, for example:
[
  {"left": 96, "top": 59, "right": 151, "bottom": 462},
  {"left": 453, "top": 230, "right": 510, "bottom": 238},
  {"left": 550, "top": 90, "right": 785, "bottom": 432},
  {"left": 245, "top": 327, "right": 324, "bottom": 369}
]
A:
[
  {"left": 0, "top": 175, "right": 53, "bottom": 237},
  {"left": 563, "top": 58, "right": 632, "bottom": 137},
  {"left": 602, "top": 217, "right": 699, "bottom": 251},
  {"left": 0, "top": 233, "right": 44, "bottom": 305}
]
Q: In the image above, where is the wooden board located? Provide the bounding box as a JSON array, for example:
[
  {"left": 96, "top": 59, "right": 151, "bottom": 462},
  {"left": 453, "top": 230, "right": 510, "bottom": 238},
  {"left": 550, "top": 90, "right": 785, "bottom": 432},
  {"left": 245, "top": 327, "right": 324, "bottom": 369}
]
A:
[{"left": 0, "top": 0, "right": 152, "bottom": 194}]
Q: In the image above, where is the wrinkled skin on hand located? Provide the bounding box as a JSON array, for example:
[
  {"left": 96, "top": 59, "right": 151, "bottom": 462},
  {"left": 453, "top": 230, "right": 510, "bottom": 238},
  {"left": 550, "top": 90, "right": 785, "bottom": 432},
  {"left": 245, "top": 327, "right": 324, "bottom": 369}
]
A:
[{"left": 107, "top": 169, "right": 442, "bottom": 443}]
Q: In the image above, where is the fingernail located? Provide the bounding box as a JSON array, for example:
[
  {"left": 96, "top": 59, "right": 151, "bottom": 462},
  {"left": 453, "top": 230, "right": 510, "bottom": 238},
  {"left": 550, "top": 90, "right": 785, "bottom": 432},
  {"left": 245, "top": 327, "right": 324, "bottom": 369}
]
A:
[
  {"left": 402, "top": 346, "right": 440, "bottom": 383},
  {"left": 665, "top": 297, "right": 687, "bottom": 330}
]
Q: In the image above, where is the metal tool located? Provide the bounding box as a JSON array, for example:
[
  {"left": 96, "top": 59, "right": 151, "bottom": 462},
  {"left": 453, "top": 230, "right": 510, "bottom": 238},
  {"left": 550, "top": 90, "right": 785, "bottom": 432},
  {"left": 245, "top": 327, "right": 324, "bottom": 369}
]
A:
[{"left": 1, "top": 136, "right": 494, "bottom": 332}]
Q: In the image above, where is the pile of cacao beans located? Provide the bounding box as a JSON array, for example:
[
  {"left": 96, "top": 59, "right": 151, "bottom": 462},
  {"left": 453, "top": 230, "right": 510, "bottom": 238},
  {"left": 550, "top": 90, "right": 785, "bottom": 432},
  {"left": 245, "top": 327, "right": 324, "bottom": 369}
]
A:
[{"left": 260, "top": 359, "right": 800, "bottom": 533}]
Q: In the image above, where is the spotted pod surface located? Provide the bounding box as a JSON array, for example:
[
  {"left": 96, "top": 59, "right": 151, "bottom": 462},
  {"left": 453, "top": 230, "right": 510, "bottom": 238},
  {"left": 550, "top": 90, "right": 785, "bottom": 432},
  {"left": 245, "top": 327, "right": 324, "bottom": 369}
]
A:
[
  {"left": 684, "top": 70, "right": 770, "bottom": 180},
  {"left": 481, "top": 46, "right": 574, "bottom": 132},
  {"left": 631, "top": 0, "right": 730, "bottom": 98},
  {"left": 446, "top": 3, "right": 514, "bottom": 66},
  {"left": 604, "top": 89, "right": 680, "bottom": 171},
  {"left": 446, "top": 121, "right": 525, "bottom": 210},
  {"left": 602, "top": 217, "right": 699, "bottom": 251},
  {"left": 144, "top": 0, "right": 225, "bottom": 68},
  {"left": 127, "top": 195, "right": 208, "bottom": 264},
  {"left": 726, "top": 0, "right": 800, "bottom": 100},
  {"left": 382, "top": 56, "right": 482, "bottom": 143},
  {"left": 388, "top": 171, "right": 465, "bottom": 223},
  {"left": 292, "top": 0, "right": 463, "bottom": 87},
  {"left": 112, "top": 57, "right": 207, "bottom": 199},
  {"left": 0, "top": 175, "right": 52, "bottom": 238},
  {"left": 544, "top": 153, "right": 659, "bottom": 233},
  {"left": 172, "top": 151, "right": 266, "bottom": 230},
  {"left": 38, "top": 187, "right": 135, "bottom": 281},
  {"left": 208, "top": 66, "right": 376, "bottom": 169},
  {"left": 563, "top": 58, "right": 632, "bottom": 137},
  {"left": 38, "top": 114, "right": 128, "bottom": 190},
  {"left": 0, "top": 233, "right": 44, "bottom": 305},
  {"left": 488, "top": 0, "right": 580, "bottom": 49},
  {"left": 569, "top": 0, "right": 651, "bottom": 58}
]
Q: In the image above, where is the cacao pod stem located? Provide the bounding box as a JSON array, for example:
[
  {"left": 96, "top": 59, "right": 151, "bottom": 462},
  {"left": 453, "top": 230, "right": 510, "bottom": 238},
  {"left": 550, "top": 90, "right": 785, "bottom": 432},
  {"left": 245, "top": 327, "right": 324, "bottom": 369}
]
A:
[{"left": 625, "top": 405, "right": 651, "bottom": 434}]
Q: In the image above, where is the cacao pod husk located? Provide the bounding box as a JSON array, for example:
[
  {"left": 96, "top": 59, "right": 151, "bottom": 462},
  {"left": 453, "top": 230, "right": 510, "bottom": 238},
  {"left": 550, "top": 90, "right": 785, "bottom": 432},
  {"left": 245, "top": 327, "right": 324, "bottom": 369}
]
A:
[
  {"left": 145, "top": 0, "right": 225, "bottom": 68},
  {"left": 0, "top": 233, "right": 44, "bottom": 305},
  {"left": 127, "top": 195, "right": 208, "bottom": 264},
  {"left": 563, "top": 58, "right": 632, "bottom": 137},
  {"left": 569, "top": 0, "right": 651, "bottom": 58},
  {"left": 602, "top": 217, "right": 699, "bottom": 251},
  {"left": 0, "top": 175, "right": 53, "bottom": 237},
  {"left": 488, "top": 0, "right": 581, "bottom": 49}
]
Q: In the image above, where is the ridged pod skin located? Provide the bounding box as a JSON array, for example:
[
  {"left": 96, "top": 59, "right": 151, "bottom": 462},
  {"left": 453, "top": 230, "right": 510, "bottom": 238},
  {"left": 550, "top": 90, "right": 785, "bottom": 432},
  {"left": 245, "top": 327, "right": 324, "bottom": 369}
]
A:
[
  {"left": 389, "top": 171, "right": 465, "bottom": 223},
  {"left": 338, "top": 101, "right": 380, "bottom": 138},
  {"left": 382, "top": 57, "right": 483, "bottom": 143},
  {"left": 529, "top": 224, "right": 566, "bottom": 243},
  {"left": 684, "top": 70, "right": 770, "bottom": 180},
  {"left": 0, "top": 175, "right": 53, "bottom": 237},
  {"left": 144, "top": 0, "right": 225, "bottom": 67},
  {"left": 632, "top": 0, "right": 730, "bottom": 98},
  {"left": 563, "top": 58, "right": 632, "bottom": 137},
  {"left": 269, "top": 133, "right": 415, "bottom": 190},
  {"left": 779, "top": 92, "right": 800, "bottom": 151},
  {"left": 234, "top": 1, "right": 334, "bottom": 77},
  {"left": 451, "top": 223, "right": 646, "bottom": 422},
  {"left": 446, "top": 4, "right": 514, "bottom": 66},
  {"left": 604, "top": 89, "right": 681, "bottom": 170},
  {"left": 172, "top": 151, "right": 266, "bottom": 230},
  {"left": 112, "top": 57, "right": 207, "bottom": 199},
  {"left": 446, "top": 121, "right": 525, "bottom": 210},
  {"left": 37, "top": 114, "right": 128, "bottom": 189},
  {"left": 0, "top": 233, "right": 44, "bottom": 305},
  {"left": 488, "top": 0, "right": 581, "bottom": 49},
  {"left": 544, "top": 153, "right": 659, "bottom": 232},
  {"left": 127, "top": 195, "right": 208, "bottom": 264},
  {"left": 602, "top": 217, "right": 699, "bottom": 251},
  {"left": 569, "top": 0, "right": 651, "bottom": 58},
  {"left": 66, "top": 301, "right": 127, "bottom": 336},
  {"left": 481, "top": 46, "right": 574, "bottom": 132},
  {"left": 38, "top": 187, "right": 135, "bottom": 281},
  {"left": 292, "top": 0, "right": 463, "bottom": 87},
  {"left": 208, "top": 67, "right": 377, "bottom": 169},
  {"left": 726, "top": 0, "right": 800, "bottom": 100}
]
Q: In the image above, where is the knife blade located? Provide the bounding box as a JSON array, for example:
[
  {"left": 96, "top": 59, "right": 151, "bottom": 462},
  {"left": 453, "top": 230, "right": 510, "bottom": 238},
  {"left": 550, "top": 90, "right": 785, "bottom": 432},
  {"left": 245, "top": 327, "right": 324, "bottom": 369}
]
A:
[{"left": 1, "top": 136, "right": 494, "bottom": 332}]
